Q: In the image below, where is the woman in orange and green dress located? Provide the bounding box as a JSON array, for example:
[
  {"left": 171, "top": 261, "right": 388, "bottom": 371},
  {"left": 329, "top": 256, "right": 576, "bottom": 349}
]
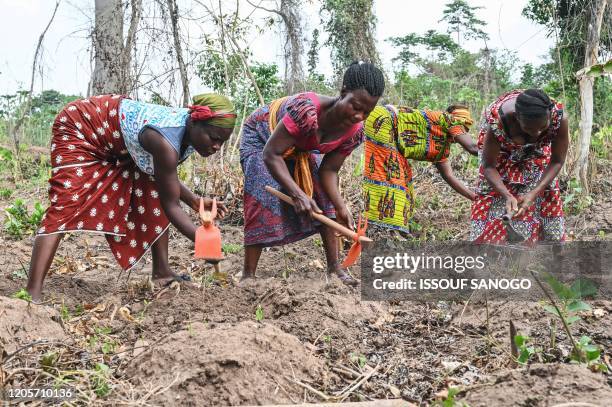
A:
[{"left": 363, "top": 105, "right": 477, "bottom": 231}]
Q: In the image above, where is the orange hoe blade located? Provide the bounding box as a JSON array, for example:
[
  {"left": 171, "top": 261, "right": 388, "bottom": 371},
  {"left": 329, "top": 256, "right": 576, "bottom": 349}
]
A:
[
  {"left": 264, "top": 186, "right": 371, "bottom": 268},
  {"left": 340, "top": 215, "right": 367, "bottom": 268},
  {"left": 195, "top": 198, "right": 224, "bottom": 261}
]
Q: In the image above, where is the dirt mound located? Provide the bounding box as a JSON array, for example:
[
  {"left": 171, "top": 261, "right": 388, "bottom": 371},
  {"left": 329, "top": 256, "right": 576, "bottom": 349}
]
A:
[
  {"left": 0, "top": 296, "right": 67, "bottom": 353},
  {"left": 125, "top": 320, "right": 331, "bottom": 406},
  {"left": 253, "top": 279, "right": 386, "bottom": 346},
  {"left": 459, "top": 363, "right": 612, "bottom": 407}
]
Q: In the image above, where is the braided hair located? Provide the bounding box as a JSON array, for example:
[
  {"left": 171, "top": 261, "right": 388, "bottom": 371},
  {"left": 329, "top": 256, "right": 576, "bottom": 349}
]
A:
[
  {"left": 515, "top": 89, "right": 554, "bottom": 119},
  {"left": 341, "top": 61, "right": 385, "bottom": 97}
]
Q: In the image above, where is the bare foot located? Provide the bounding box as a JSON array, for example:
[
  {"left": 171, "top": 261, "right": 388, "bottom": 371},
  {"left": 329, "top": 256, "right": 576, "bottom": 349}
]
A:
[
  {"left": 151, "top": 267, "right": 193, "bottom": 288},
  {"left": 329, "top": 268, "right": 358, "bottom": 287},
  {"left": 26, "top": 287, "right": 43, "bottom": 304},
  {"left": 239, "top": 270, "right": 256, "bottom": 282}
]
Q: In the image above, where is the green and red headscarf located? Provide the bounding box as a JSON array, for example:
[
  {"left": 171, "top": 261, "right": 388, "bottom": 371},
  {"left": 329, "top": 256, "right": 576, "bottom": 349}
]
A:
[{"left": 189, "top": 93, "right": 237, "bottom": 129}]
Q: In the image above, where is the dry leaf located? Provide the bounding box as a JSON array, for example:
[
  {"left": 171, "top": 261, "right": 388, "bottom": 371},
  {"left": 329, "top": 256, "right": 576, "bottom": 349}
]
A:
[{"left": 118, "top": 306, "right": 135, "bottom": 322}]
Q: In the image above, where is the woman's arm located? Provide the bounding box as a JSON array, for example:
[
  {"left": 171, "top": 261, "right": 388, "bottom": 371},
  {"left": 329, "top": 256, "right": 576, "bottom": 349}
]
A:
[
  {"left": 481, "top": 127, "right": 519, "bottom": 215},
  {"left": 262, "top": 121, "right": 322, "bottom": 217},
  {"left": 319, "top": 150, "right": 353, "bottom": 229},
  {"left": 140, "top": 129, "right": 198, "bottom": 240},
  {"left": 434, "top": 160, "right": 476, "bottom": 201},
  {"left": 179, "top": 182, "right": 198, "bottom": 211},
  {"left": 455, "top": 132, "right": 478, "bottom": 156},
  {"left": 516, "top": 117, "right": 569, "bottom": 216}
]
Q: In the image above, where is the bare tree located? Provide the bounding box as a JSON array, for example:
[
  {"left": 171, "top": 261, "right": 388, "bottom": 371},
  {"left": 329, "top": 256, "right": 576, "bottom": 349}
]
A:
[
  {"left": 574, "top": 0, "right": 608, "bottom": 192},
  {"left": 247, "top": 0, "right": 305, "bottom": 94},
  {"left": 166, "top": 0, "right": 190, "bottom": 106},
  {"left": 9, "top": 0, "right": 60, "bottom": 179},
  {"left": 91, "top": 0, "right": 142, "bottom": 95}
]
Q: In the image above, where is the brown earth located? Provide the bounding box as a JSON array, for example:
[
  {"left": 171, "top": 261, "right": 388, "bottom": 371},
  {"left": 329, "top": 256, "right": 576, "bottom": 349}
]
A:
[{"left": 0, "top": 156, "right": 610, "bottom": 405}]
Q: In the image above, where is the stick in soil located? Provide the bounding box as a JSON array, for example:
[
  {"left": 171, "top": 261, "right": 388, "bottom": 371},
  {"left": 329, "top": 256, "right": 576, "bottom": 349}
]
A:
[{"left": 509, "top": 320, "right": 518, "bottom": 364}]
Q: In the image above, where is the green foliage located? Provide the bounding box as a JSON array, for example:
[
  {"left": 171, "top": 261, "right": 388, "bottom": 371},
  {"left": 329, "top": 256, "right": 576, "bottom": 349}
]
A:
[
  {"left": 12, "top": 288, "right": 32, "bottom": 302},
  {"left": 432, "top": 387, "right": 467, "bottom": 407},
  {"left": 196, "top": 48, "right": 283, "bottom": 115},
  {"left": 0, "top": 90, "right": 81, "bottom": 147},
  {"left": 255, "top": 304, "right": 264, "bottom": 322},
  {"left": 542, "top": 273, "right": 597, "bottom": 326},
  {"left": 40, "top": 351, "right": 59, "bottom": 373},
  {"left": 563, "top": 178, "right": 593, "bottom": 214},
  {"left": 591, "top": 126, "right": 611, "bottom": 159},
  {"left": 522, "top": 0, "right": 612, "bottom": 131},
  {"left": 350, "top": 352, "right": 367, "bottom": 369},
  {"left": 571, "top": 335, "right": 608, "bottom": 372},
  {"left": 4, "top": 198, "right": 45, "bottom": 239},
  {"left": 321, "top": 0, "right": 379, "bottom": 74},
  {"left": 514, "top": 334, "right": 541, "bottom": 364},
  {"left": 222, "top": 243, "right": 243, "bottom": 254},
  {"left": 0, "top": 188, "right": 13, "bottom": 199},
  {"left": 440, "top": 0, "right": 489, "bottom": 44},
  {"left": 307, "top": 28, "right": 321, "bottom": 77},
  {"left": 92, "top": 363, "right": 111, "bottom": 397}
]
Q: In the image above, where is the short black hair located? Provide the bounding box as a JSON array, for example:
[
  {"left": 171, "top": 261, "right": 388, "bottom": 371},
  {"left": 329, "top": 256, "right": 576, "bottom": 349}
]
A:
[
  {"left": 446, "top": 103, "right": 468, "bottom": 113},
  {"left": 515, "top": 88, "right": 554, "bottom": 119},
  {"left": 341, "top": 61, "right": 385, "bottom": 97}
]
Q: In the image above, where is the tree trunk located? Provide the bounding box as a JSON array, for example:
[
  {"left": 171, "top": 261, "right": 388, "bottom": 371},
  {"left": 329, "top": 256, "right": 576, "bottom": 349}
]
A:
[
  {"left": 575, "top": 0, "right": 608, "bottom": 192},
  {"left": 91, "top": 0, "right": 124, "bottom": 94},
  {"left": 91, "top": 0, "right": 141, "bottom": 95},
  {"left": 280, "top": 0, "right": 305, "bottom": 94},
  {"left": 167, "top": 0, "right": 190, "bottom": 106}
]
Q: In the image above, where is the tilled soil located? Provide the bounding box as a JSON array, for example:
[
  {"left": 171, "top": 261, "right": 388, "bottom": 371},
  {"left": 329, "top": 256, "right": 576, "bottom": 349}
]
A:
[{"left": 1, "top": 158, "right": 611, "bottom": 406}]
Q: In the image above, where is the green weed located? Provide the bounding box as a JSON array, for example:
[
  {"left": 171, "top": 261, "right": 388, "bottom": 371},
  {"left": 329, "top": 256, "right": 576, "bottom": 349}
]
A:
[
  {"left": 4, "top": 198, "right": 45, "bottom": 238},
  {"left": 513, "top": 334, "right": 541, "bottom": 365},
  {"left": 255, "top": 304, "right": 264, "bottom": 322},
  {"left": 350, "top": 352, "right": 367, "bottom": 369},
  {"left": 92, "top": 363, "right": 111, "bottom": 397},
  {"left": 432, "top": 387, "right": 467, "bottom": 407},
  {"left": 12, "top": 288, "right": 32, "bottom": 302},
  {"left": 0, "top": 188, "right": 13, "bottom": 199},
  {"left": 222, "top": 243, "right": 243, "bottom": 254}
]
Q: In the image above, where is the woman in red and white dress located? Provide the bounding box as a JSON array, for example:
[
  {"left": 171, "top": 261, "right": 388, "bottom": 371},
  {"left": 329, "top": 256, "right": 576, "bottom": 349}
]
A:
[{"left": 26, "top": 93, "right": 236, "bottom": 302}]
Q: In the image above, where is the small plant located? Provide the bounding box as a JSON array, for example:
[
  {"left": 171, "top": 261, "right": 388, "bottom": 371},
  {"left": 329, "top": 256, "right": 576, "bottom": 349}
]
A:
[
  {"left": 92, "top": 363, "right": 111, "bottom": 397},
  {"left": 60, "top": 303, "right": 71, "bottom": 321},
  {"left": 0, "top": 188, "right": 13, "bottom": 199},
  {"left": 514, "top": 334, "right": 540, "bottom": 365},
  {"left": 571, "top": 335, "right": 608, "bottom": 372},
  {"left": 12, "top": 288, "right": 32, "bottom": 302},
  {"left": 222, "top": 243, "right": 243, "bottom": 254},
  {"left": 40, "top": 351, "right": 59, "bottom": 373},
  {"left": 3, "top": 198, "right": 46, "bottom": 239},
  {"left": 255, "top": 304, "right": 264, "bottom": 322},
  {"left": 432, "top": 387, "right": 467, "bottom": 407},
  {"left": 313, "top": 237, "right": 323, "bottom": 248},
  {"left": 563, "top": 178, "right": 593, "bottom": 214},
  {"left": 534, "top": 272, "right": 606, "bottom": 369},
  {"left": 350, "top": 352, "right": 367, "bottom": 369},
  {"left": 11, "top": 268, "right": 27, "bottom": 280},
  {"left": 542, "top": 274, "right": 596, "bottom": 326}
]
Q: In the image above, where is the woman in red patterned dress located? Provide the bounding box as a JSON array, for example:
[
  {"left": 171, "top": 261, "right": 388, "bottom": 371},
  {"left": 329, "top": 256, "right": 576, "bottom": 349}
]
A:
[
  {"left": 470, "top": 89, "right": 569, "bottom": 243},
  {"left": 26, "top": 94, "right": 236, "bottom": 302}
]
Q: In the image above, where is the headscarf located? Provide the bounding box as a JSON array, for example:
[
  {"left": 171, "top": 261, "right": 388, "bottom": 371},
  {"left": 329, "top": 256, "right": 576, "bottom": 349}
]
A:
[
  {"left": 189, "top": 93, "right": 237, "bottom": 129},
  {"left": 447, "top": 107, "right": 474, "bottom": 137}
]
